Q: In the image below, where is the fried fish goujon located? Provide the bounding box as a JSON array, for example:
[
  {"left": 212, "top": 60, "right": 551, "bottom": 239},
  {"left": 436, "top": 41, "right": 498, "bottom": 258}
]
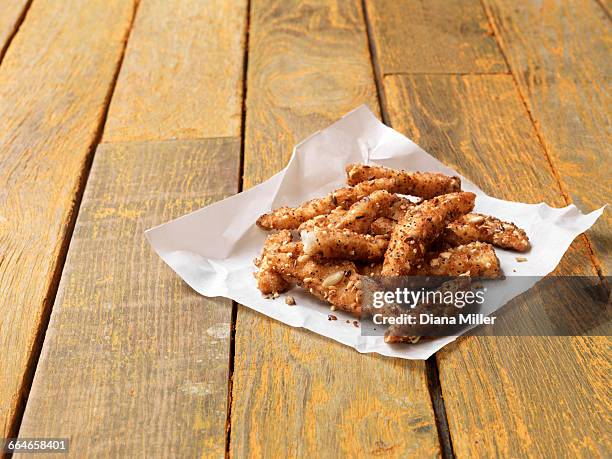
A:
[
  {"left": 254, "top": 230, "right": 293, "bottom": 295},
  {"left": 265, "top": 242, "right": 362, "bottom": 316},
  {"left": 301, "top": 228, "right": 388, "bottom": 261},
  {"left": 382, "top": 192, "right": 476, "bottom": 276},
  {"left": 346, "top": 163, "right": 461, "bottom": 198},
  {"left": 335, "top": 190, "right": 397, "bottom": 233},
  {"left": 372, "top": 214, "right": 529, "bottom": 253},
  {"left": 358, "top": 242, "right": 501, "bottom": 278},
  {"left": 444, "top": 213, "right": 530, "bottom": 252},
  {"left": 256, "top": 184, "right": 379, "bottom": 230}
]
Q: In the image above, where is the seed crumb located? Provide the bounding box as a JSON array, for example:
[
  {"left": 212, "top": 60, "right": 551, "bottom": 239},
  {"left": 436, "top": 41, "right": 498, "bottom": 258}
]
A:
[
  {"left": 353, "top": 320, "right": 359, "bottom": 328},
  {"left": 516, "top": 257, "right": 528, "bottom": 262},
  {"left": 285, "top": 295, "right": 296, "bottom": 306},
  {"left": 328, "top": 314, "right": 338, "bottom": 321},
  {"left": 272, "top": 292, "right": 280, "bottom": 299}
]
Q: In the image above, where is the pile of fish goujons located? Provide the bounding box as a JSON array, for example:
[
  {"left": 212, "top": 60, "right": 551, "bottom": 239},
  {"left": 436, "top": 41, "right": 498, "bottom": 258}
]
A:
[{"left": 254, "top": 164, "right": 530, "bottom": 344}]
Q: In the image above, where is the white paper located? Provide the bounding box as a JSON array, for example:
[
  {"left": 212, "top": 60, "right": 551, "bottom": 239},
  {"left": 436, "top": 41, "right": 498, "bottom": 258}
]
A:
[{"left": 145, "top": 106, "right": 605, "bottom": 360}]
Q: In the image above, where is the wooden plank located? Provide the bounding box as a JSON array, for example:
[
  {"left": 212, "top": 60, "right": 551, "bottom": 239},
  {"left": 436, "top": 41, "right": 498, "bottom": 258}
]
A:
[
  {"left": 18, "top": 0, "right": 248, "bottom": 455},
  {"left": 0, "top": 0, "right": 137, "bottom": 439},
  {"left": 0, "top": 0, "right": 29, "bottom": 59},
  {"left": 365, "top": 0, "right": 507, "bottom": 74},
  {"left": 483, "top": 0, "right": 611, "bottom": 274},
  {"left": 231, "top": 1, "right": 441, "bottom": 456},
  {"left": 384, "top": 73, "right": 608, "bottom": 457},
  {"left": 18, "top": 139, "right": 241, "bottom": 457},
  {"left": 103, "top": 0, "right": 248, "bottom": 143}
]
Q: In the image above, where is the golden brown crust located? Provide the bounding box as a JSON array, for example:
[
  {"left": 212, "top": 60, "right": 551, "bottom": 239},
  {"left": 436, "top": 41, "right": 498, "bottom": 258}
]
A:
[
  {"left": 444, "top": 213, "right": 530, "bottom": 252},
  {"left": 301, "top": 228, "right": 389, "bottom": 261},
  {"left": 254, "top": 230, "right": 293, "bottom": 294},
  {"left": 265, "top": 242, "right": 362, "bottom": 315},
  {"left": 345, "top": 163, "right": 461, "bottom": 198},
  {"left": 382, "top": 192, "right": 475, "bottom": 276}
]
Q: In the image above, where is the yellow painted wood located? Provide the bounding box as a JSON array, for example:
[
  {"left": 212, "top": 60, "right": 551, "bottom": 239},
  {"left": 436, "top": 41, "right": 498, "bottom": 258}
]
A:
[
  {"left": 17, "top": 0, "right": 248, "bottom": 455},
  {"left": 0, "top": 0, "right": 138, "bottom": 439},
  {"left": 483, "top": 0, "right": 611, "bottom": 275},
  {"left": 103, "top": 0, "right": 248, "bottom": 142},
  {"left": 365, "top": 0, "right": 507, "bottom": 74},
  {"left": 384, "top": 73, "right": 608, "bottom": 457},
  {"left": 0, "top": 0, "right": 29, "bottom": 58},
  {"left": 231, "top": 1, "right": 441, "bottom": 456},
  {"left": 17, "top": 139, "right": 241, "bottom": 457}
]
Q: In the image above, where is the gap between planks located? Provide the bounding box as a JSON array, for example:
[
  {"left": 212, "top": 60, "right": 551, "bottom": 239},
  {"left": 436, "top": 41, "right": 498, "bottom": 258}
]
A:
[
  {"left": 478, "top": 0, "right": 608, "bottom": 287},
  {"left": 225, "top": 0, "right": 251, "bottom": 457},
  {"left": 0, "top": 0, "right": 33, "bottom": 66},
  {"left": 4, "top": 0, "right": 142, "bottom": 446},
  {"left": 360, "top": 0, "right": 457, "bottom": 456}
]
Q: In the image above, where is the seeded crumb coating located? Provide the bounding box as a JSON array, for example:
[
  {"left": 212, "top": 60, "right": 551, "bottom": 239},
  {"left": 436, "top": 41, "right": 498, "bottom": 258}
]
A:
[
  {"left": 266, "top": 242, "right": 362, "bottom": 315},
  {"left": 345, "top": 163, "right": 461, "bottom": 198},
  {"left": 420, "top": 242, "right": 501, "bottom": 278},
  {"left": 257, "top": 183, "right": 389, "bottom": 230},
  {"left": 254, "top": 230, "right": 293, "bottom": 294},
  {"left": 297, "top": 207, "right": 347, "bottom": 232},
  {"left": 380, "top": 196, "right": 418, "bottom": 221},
  {"left": 382, "top": 192, "right": 476, "bottom": 276},
  {"left": 301, "top": 228, "right": 389, "bottom": 261},
  {"left": 444, "top": 213, "right": 530, "bottom": 252},
  {"left": 335, "top": 190, "right": 397, "bottom": 233},
  {"left": 370, "top": 217, "right": 396, "bottom": 236},
  {"left": 357, "top": 242, "right": 501, "bottom": 278}
]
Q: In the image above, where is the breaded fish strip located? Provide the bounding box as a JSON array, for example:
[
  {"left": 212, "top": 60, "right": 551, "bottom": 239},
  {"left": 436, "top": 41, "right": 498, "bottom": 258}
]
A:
[
  {"left": 335, "top": 190, "right": 397, "bottom": 233},
  {"left": 254, "top": 230, "right": 293, "bottom": 295},
  {"left": 345, "top": 163, "right": 461, "bottom": 198},
  {"left": 266, "top": 242, "right": 362, "bottom": 315},
  {"left": 257, "top": 183, "right": 382, "bottom": 230},
  {"left": 301, "top": 228, "right": 388, "bottom": 261},
  {"left": 372, "top": 213, "right": 529, "bottom": 253},
  {"left": 420, "top": 242, "right": 501, "bottom": 278},
  {"left": 444, "top": 213, "right": 530, "bottom": 252},
  {"left": 357, "top": 242, "right": 501, "bottom": 278},
  {"left": 382, "top": 192, "right": 476, "bottom": 276},
  {"left": 384, "top": 277, "right": 472, "bottom": 344}
]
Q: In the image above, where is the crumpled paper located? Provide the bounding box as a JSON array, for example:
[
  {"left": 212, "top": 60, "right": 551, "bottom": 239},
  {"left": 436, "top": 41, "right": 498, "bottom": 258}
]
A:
[{"left": 145, "top": 106, "right": 604, "bottom": 359}]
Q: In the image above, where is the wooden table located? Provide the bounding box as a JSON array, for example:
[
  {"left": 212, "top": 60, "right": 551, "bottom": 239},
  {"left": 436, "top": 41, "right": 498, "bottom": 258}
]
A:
[{"left": 1, "top": 0, "right": 609, "bottom": 457}]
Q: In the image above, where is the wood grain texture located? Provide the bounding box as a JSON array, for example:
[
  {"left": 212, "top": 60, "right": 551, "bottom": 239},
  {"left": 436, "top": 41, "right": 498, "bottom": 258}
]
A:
[
  {"left": 483, "top": 0, "right": 611, "bottom": 274},
  {"left": 365, "top": 0, "right": 507, "bottom": 74},
  {"left": 0, "top": 0, "right": 137, "bottom": 438},
  {"left": 232, "top": 1, "right": 440, "bottom": 457},
  {"left": 103, "top": 0, "right": 248, "bottom": 142},
  {"left": 242, "top": 0, "right": 381, "bottom": 185},
  {"left": 17, "top": 139, "right": 240, "bottom": 457},
  {"left": 384, "top": 74, "right": 609, "bottom": 457},
  {"left": 0, "top": 0, "right": 29, "bottom": 59}
]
